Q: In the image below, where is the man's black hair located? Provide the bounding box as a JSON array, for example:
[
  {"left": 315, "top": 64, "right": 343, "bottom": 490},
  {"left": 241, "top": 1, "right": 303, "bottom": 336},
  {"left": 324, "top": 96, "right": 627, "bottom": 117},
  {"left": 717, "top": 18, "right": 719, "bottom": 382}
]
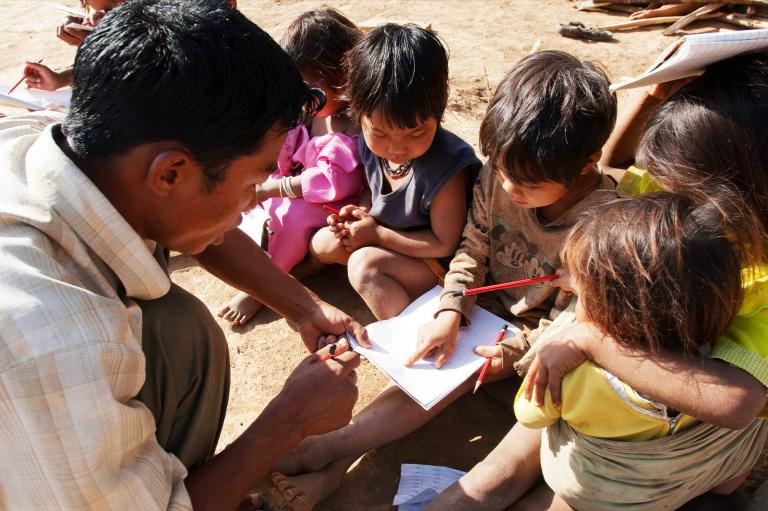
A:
[
  {"left": 344, "top": 23, "right": 448, "bottom": 128},
  {"left": 480, "top": 50, "right": 616, "bottom": 185},
  {"left": 63, "top": 0, "right": 320, "bottom": 189}
]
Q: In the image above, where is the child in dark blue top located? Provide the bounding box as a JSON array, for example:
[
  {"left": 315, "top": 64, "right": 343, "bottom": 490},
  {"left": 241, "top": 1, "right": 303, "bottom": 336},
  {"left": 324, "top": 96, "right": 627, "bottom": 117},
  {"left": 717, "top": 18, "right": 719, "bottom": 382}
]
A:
[{"left": 310, "top": 23, "right": 481, "bottom": 320}]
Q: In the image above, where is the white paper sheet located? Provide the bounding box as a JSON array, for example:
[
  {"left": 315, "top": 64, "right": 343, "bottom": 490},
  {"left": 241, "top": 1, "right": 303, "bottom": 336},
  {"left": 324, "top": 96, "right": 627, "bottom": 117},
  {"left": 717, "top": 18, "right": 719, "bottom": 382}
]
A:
[
  {"left": 0, "top": 85, "right": 72, "bottom": 111},
  {"left": 348, "top": 286, "right": 516, "bottom": 410},
  {"left": 393, "top": 464, "right": 466, "bottom": 510},
  {"left": 611, "top": 28, "right": 768, "bottom": 91}
]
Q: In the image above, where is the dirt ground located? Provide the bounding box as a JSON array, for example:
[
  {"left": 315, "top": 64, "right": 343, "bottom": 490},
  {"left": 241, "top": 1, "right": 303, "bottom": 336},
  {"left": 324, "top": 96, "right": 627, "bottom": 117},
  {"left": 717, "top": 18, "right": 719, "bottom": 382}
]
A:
[{"left": 0, "top": 1, "right": 741, "bottom": 509}]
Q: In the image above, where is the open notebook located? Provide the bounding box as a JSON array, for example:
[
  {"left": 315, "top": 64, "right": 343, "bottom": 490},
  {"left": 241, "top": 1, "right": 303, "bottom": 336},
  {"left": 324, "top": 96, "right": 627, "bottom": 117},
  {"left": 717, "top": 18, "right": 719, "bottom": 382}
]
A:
[
  {"left": 348, "top": 286, "right": 517, "bottom": 410},
  {"left": 0, "top": 85, "right": 72, "bottom": 112},
  {"left": 611, "top": 28, "right": 768, "bottom": 92}
]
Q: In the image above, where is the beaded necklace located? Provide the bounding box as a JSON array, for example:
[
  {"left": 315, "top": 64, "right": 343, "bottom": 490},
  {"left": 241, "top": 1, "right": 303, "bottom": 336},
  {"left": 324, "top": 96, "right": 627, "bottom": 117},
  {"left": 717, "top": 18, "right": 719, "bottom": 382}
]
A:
[{"left": 381, "top": 158, "right": 414, "bottom": 180}]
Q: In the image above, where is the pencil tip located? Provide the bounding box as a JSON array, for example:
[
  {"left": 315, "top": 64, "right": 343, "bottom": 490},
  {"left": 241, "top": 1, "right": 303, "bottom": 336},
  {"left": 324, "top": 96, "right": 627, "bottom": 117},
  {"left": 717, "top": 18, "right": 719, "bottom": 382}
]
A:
[{"left": 472, "top": 382, "right": 480, "bottom": 395}]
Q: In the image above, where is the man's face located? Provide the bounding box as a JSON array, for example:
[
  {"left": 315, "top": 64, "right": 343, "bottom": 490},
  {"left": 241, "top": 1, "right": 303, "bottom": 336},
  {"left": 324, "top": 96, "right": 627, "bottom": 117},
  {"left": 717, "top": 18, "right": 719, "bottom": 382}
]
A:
[{"left": 164, "top": 127, "right": 286, "bottom": 255}]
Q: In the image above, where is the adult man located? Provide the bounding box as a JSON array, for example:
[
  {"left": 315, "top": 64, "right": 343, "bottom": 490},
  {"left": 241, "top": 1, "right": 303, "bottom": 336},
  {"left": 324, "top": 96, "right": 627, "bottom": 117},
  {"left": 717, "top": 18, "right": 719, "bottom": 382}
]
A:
[{"left": 0, "top": 1, "right": 365, "bottom": 509}]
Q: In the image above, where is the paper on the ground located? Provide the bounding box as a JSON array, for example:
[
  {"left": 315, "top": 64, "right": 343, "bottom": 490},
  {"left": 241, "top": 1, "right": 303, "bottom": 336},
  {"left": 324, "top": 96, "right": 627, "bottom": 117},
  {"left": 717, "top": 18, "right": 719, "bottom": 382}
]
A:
[
  {"left": 393, "top": 464, "right": 465, "bottom": 510},
  {"left": 0, "top": 85, "right": 72, "bottom": 111},
  {"left": 611, "top": 28, "right": 768, "bottom": 92},
  {"left": 348, "top": 286, "right": 517, "bottom": 410},
  {"left": 238, "top": 207, "right": 270, "bottom": 247}
]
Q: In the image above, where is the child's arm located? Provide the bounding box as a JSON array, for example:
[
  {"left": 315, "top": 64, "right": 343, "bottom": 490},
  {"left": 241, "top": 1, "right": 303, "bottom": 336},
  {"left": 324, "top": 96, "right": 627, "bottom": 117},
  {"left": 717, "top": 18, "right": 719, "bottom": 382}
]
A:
[
  {"left": 524, "top": 323, "right": 767, "bottom": 429},
  {"left": 24, "top": 64, "right": 73, "bottom": 91},
  {"left": 339, "top": 168, "right": 469, "bottom": 258},
  {"left": 406, "top": 169, "right": 493, "bottom": 366}
]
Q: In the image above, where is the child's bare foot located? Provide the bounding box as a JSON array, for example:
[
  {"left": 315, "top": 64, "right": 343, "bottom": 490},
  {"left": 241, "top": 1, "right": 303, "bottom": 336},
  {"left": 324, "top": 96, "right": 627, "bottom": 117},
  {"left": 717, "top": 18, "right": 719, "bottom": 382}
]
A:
[
  {"left": 271, "top": 458, "right": 351, "bottom": 511},
  {"left": 274, "top": 436, "right": 334, "bottom": 476},
  {"left": 218, "top": 292, "right": 264, "bottom": 324}
]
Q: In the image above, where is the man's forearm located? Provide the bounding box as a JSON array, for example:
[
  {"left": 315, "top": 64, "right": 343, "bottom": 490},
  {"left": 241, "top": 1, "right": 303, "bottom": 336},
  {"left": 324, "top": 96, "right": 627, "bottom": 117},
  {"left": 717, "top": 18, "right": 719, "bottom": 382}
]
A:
[
  {"left": 195, "top": 228, "right": 316, "bottom": 321},
  {"left": 589, "top": 337, "right": 766, "bottom": 428},
  {"left": 184, "top": 395, "right": 305, "bottom": 511}
]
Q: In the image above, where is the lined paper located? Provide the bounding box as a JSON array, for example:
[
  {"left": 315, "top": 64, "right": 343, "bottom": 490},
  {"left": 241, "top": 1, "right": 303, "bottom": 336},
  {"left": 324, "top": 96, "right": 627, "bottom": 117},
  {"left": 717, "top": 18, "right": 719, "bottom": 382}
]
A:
[
  {"left": 611, "top": 28, "right": 768, "bottom": 91},
  {"left": 348, "top": 286, "right": 518, "bottom": 410}
]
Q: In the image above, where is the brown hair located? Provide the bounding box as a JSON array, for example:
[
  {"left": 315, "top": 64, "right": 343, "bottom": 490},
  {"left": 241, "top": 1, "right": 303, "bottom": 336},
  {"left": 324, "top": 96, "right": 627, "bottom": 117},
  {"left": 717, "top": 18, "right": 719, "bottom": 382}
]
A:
[
  {"left": 562, "top": 193, "right": 743, "bottom": 355},
  {"left": 480, "top": 50, "right": 616, "bottom": 185},
  {"left": 280, "top": 8, "right": 362, "bottom": 90},
  {"left": 343, "top": 23, "right": 449, "bottom": 128},
  {"left": 637, "top": 50, "right": 768, "bottom": 270}
]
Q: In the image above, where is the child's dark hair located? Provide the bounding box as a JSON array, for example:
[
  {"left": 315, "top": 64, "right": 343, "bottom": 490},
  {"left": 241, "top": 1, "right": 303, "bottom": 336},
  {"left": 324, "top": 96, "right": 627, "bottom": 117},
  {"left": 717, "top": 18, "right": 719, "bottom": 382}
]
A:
[
  {"left": 480, "top": 50, "right": 616, "bottom": 185},
  {"left": 562, "top": 193, "right": 743, "bottom": 355},
  {"left": 280, "top": 8, "right": 361, "bottom": 91},
  {"left": 64, "top": 0, "right": 320, "bottom": 191},
  {"left": 344, "top": 23, "right": 448, "bottom": 128},
  {"left": 637, "top": 50, "right": 768, "bottom": 269}
]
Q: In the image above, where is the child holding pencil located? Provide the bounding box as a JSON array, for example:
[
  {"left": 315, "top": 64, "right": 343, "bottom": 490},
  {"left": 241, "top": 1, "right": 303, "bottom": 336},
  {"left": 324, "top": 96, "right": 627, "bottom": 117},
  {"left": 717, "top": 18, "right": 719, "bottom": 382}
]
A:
[
  {"left": 410, "top": 50, "right": 617, "bottom": 368},
  {"left": 310, "top": 23, "right": 481, "bottom": 321},
  {"left": 219, "top": 8, "right": 364, "bottom": 324},
  {"left": 269, "top": 50, "right": 616, "bottom": 511}
]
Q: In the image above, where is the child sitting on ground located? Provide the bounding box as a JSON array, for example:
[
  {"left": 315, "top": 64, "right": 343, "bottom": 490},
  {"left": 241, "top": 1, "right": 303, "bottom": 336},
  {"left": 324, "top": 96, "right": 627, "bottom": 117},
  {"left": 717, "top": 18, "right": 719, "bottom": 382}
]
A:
[
  {"left": 309, "top": 23, "right": 481, "bottom": 321},
  {"left": 514, "top": 193, "right": 767, "bottom": 510},
  {"left": 410, "top": 50, "right": 617, "bottom": 368},
  {"left": 269, "top": 50, "right": 617, "bottom": 511},
  {"left": 218, "top": 8, "right": 364, "bottom": 324}
]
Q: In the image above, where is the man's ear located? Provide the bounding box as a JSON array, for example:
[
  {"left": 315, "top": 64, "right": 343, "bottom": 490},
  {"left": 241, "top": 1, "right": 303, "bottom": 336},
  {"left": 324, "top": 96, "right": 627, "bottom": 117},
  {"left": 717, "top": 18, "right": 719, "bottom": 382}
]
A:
[
  {"left": 146, "top": 150, "right": 196, "bottom": 197},
  {"left": 580, "top": 150, "right": 602, "bottom": 175}
]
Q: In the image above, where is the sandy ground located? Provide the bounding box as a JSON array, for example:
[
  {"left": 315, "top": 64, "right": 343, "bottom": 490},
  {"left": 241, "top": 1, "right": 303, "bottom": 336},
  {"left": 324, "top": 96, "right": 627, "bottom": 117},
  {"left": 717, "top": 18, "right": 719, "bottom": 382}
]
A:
[{"left": 0, "top": 1, "right": 741, "bottom": 509}]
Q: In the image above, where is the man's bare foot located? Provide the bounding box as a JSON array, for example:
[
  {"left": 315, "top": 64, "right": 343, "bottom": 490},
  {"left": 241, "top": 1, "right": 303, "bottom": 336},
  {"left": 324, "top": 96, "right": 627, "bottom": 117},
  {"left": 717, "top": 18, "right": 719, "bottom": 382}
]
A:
[
  {"left": 235, "top": 492, "right": 264, "bottom": 511},
  {"left": 218, "top": 292, "right": 264, "bottom": 324},
  {"left": 271, "top": 458, "right": 351, "bottom": 511}
]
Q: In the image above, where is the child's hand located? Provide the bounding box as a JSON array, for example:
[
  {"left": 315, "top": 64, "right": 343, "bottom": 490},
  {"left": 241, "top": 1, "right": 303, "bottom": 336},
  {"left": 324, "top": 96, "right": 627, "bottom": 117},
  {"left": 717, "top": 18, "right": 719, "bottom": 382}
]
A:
[
  {"left": 24, "top": 63, "right": 68, "bottom": 91},
  {"left": 406, "top": 310, "right": 461, "bottom": 368},
  {"left": 57, "top": 16, "right": 90, "bottom": 46},
  {"left": 550, "top": 268, "right": 574, "bottom": 294},
  {"left": 473, "top": 344, "right": 503, "bottom": 374},
  {"left": 340, "top": 209, "right": 380, "bottom": 252},
  {"left": 327, "top": 205, "right": 366, "bottom": 240},
  {"left": 647, "top": 76, "right": 697, "bottom": 101}
]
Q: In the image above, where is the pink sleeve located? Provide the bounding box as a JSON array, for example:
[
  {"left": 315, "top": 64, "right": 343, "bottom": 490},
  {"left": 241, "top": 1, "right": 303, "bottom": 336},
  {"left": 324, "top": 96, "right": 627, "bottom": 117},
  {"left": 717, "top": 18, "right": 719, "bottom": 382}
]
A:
[
  {"left": 276, "top": 125, "right": 310, "bottom": 177},
  {"left": 300, "top": 133, "right": 364, "bottom": 203}
]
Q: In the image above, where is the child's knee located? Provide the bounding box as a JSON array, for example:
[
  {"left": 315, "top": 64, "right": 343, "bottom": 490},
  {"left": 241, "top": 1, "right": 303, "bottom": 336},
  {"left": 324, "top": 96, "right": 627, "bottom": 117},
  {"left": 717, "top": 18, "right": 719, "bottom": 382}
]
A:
[
  {"left": 310, "top": 228, "right": 346, "bottom": 264},
  {"left": 347, "top": 247, "right": 384, "bottom": 289}
]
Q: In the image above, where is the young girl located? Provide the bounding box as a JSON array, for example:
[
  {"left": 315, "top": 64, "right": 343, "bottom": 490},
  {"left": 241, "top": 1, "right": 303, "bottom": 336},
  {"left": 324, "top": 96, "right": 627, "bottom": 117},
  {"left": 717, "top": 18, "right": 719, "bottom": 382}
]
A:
[
  {"left": 512, "top": 193, "right": 766, "bottom": 510},
  {"left": 309, "top": 23, "right": 482, "bottom": 320},
  {"left": 219, "top": 8, "right": 364, "bottom": 324}
]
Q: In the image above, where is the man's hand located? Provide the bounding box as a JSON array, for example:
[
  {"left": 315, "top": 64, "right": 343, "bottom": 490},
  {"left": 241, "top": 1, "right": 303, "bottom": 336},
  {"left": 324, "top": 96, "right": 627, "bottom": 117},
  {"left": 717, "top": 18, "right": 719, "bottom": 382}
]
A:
[
  {"left": 406, "top": 310, "right": 461, "bottom": 368},
  {"left": 276, "top": 339, "right": 361, "bottom": 437},
  {"left": 292, "top": 298, "right": 370, "bottom": 352},
  {"left": 523, "top": 322, "right": 603, "bottom": 406}
]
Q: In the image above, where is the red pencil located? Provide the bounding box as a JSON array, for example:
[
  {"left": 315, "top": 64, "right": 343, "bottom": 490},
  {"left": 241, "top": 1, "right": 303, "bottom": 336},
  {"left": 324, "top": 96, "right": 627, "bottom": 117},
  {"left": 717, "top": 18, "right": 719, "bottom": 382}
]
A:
[
  {"left": 8, "top": 59, "right": 43, "bottom": 94},
  {"left": 452, "top": 274, "right": 557, "bottom": 297},
  {"left": 322, "top": 204, "right": 341, "bottom": 215},
  {"left": 473, "top": 324, "right": 508, "bottom": 394}
]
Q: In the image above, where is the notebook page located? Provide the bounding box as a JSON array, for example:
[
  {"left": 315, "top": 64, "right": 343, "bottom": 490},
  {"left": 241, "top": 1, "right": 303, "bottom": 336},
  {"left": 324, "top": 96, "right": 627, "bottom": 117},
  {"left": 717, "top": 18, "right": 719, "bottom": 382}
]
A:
[
  {"left": 349, "top": 286, "right": 518, "bottom": 410},
  {"left": 0, "top": 85, "right": 72, "bottom": 111},
  {"left": 393, "top": 464, "right": 465, "bottom": 509},
  {"left": 611, "top": 29, "right": 768, "bottom": 91}
]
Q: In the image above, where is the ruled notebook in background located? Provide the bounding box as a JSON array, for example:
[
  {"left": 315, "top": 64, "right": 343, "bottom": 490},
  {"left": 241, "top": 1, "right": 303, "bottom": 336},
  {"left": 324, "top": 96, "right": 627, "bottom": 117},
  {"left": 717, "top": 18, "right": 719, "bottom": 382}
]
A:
[
  {"left": 611, "top": 28, "right": 768, "bottom": 92},
  {"left": 348, "top": 286, "right": 518, "bottom": 410},
  {"left": 0, "top": 86, "right": 71, "bottom": 111}
]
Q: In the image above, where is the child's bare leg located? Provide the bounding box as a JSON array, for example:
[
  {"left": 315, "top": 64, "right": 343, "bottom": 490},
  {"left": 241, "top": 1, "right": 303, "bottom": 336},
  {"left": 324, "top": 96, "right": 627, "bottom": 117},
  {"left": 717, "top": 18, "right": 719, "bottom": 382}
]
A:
[
  {"left": 510, "top": 484, "right": 573, "bottom": 511},
  {"left": 309, "top": 227, "right": 350, "bottom": 265},
  {"left": 218, "top": 292, "right": 264, "bottom": 325},
  {"left": 218, "top": 245, "right": 327, "bottom": 325},
  {"left": 272, "top": 379, "right": 474, "bottom": 508},
  {"left": 425, "top": 422, "right": 543, "bottom": 510},
  {"left": 347, "top": 247, "right": 438, "bottom": 320}
]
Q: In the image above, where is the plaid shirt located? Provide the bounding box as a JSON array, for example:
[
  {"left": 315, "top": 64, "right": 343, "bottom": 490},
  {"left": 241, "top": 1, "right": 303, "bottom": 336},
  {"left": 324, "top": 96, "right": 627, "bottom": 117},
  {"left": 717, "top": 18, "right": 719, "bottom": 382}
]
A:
[{"left": 0, "top": 113, "right": 191, "bottom": 509}]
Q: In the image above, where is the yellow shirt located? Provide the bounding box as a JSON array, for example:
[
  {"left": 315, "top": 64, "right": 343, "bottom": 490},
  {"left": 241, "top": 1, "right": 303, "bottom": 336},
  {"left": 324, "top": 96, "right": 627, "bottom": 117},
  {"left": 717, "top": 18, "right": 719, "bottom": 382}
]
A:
[
  {"left": 514, "top": 361, "right": 699, "bottom": 441},
  {"left": 619, "top": 166, "right": 768, "bottom": 416}
]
